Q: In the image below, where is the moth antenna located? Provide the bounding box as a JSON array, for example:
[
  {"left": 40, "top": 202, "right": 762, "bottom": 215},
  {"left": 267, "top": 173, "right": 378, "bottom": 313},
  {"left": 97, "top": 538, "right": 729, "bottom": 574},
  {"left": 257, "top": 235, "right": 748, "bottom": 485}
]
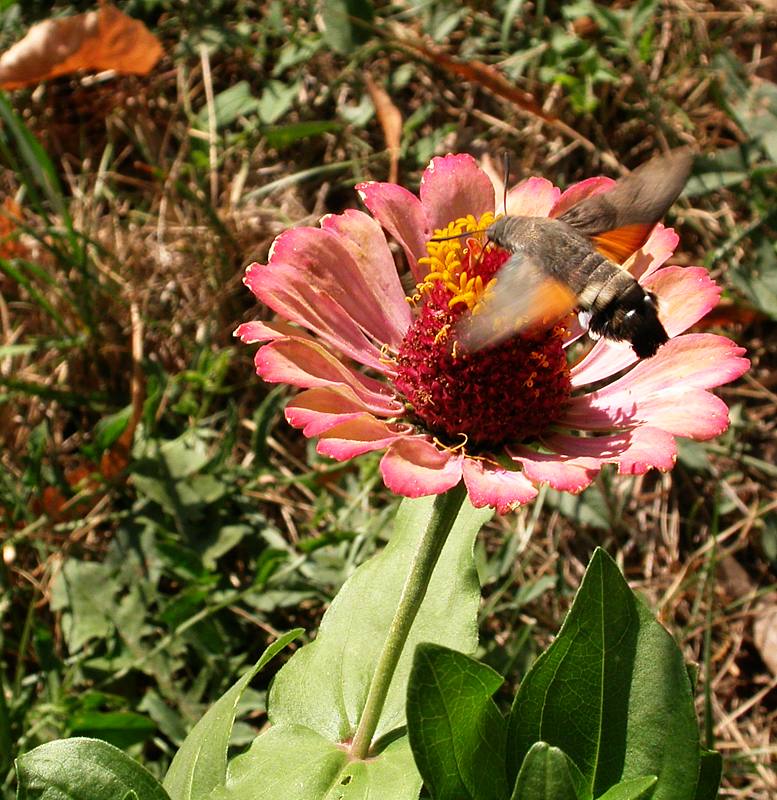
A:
[{"left": 501, "top": 151, "right": 510, "bottom": 215}]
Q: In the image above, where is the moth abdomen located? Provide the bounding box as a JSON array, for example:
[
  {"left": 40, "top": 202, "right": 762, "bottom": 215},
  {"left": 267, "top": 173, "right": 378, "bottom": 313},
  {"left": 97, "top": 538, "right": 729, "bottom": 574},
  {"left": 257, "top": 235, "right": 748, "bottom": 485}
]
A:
[
  {"left": 566, "top": 251, "right": 612, "bottom": 302},
  {"left": 589, "top": 282, "right": 668, "bottom": 358}
]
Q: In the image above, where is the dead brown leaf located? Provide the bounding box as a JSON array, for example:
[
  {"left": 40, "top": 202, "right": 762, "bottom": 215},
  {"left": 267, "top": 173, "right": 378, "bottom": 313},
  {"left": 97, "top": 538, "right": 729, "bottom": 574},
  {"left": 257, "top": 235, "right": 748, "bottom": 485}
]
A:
[
  {"left": 0, "top": 2, "right": 163, "bottom": 90},
  {"left": 753, "top": 604, "right": 777, "bottom": 677},
  {"left": 365, "top": 74, "right": 402, "bottom": 184},
  {"left": 719, "top": 556, "right": 777, "bottom": 678}
]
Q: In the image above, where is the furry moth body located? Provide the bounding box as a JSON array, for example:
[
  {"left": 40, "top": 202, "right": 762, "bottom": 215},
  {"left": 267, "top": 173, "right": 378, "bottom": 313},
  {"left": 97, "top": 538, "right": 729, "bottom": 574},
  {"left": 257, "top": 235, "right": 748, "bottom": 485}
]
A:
[
  {"left": 485, "top": 215, "right": 666, "bottom": 358},
  {"left": 459, "top": 149, "right": 693, "bottom": 358}
]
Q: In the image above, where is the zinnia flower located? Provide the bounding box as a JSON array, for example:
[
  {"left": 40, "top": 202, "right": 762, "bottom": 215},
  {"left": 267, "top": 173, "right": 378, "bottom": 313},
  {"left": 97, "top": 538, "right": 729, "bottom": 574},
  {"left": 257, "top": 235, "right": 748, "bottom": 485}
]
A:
[{"left": 236, "top": 155, "right": 749, "bottom": 513}]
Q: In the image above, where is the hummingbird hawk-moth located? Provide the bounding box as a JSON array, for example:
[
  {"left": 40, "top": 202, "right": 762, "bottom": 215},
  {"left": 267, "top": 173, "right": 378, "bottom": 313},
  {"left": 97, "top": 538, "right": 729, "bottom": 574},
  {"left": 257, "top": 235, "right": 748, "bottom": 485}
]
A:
[{"left": 455, "top": 149, "right": 693, "bottom": 358}]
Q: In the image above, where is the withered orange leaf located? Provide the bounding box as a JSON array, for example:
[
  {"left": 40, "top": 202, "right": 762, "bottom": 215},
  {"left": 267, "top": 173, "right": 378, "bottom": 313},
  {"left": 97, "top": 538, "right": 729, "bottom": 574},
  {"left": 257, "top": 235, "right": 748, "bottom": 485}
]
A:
[
  {"left": 0, "top": 2, "right": 163, "bottom": 90},
  {"left": 365, "top": 73, "right": 402, "bottom": 184},
  {"left": 0, "top": 199, "right": 25, "bottom": 260}
]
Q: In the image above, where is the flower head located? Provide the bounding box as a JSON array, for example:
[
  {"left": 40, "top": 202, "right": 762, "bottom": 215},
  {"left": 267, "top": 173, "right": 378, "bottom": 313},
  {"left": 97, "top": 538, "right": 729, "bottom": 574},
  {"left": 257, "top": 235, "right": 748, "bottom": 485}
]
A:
[{"left": 236, "top": 155, "right": 749, "bottom": 512}]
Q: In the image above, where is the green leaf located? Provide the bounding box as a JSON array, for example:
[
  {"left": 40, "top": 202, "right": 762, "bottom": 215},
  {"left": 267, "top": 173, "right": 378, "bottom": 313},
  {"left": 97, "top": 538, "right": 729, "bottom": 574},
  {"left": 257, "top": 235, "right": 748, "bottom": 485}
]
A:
[
  {"left": 166, "top": 439, "right": 210, "bottom": 479},
  {"left": 50, "top": 561, "right": 116, "bottom": 652},
  {"left": 68, "top": 711, "right": 157, "bottom": 750},
  {"left": 201, "top": 524, "right": 251, "bottom": 570},
  {"left": 597, "top": 776, "right": 657, "bottom": 800},
  {"left": 195, "top": 82, "right": 260, "bottom": 130},
  {"left": 732, "top": 80, "right": 777, "bottom": 163},
  {"left": 693, "top": 750, "right": 722, "bottom": 800},
  {"left": 163, "top": 629, "right": 302, "bottom": 800},
  {"left": 339, "top": 93, "right": 374, "bottom": 127},
  {"left": 92, "top": 407, "right": 132, "bottom": 452},
  {"left": 507, "top": 549, "right": 702, "bottom": 800},
  {"left": 210, "top": 725, "right": 419, "bottom": 800},
  {"left": 676, "top": 440, "right": 712, "bottom": 474},
  {"left": 15, "top": 738, "right": 169, "bottom": 800},
  {"left": 510, "top": 743, "right": 588, "bottom": 800},
  {"left": 545, "top": 486, "right": 611, "bottom": 530},
  {"left": 250, "top": 386, "right": 286, "bottom": 465},
  {"left": 319, "top": 0, "right": 375, "bottom": 54},
  {"left": 268, "top": 495, "right": 492, "bottom": 742},
  {"left": 406, "top": 644, "right": 508, "bottom": 800},
  {"left": 683, "top": 146, "right": 755, "bottom": 199},
  {"left": 729, "top": 238, "right": 777, "bottom": 320},
  {"left": 264, "top": 120, "right": 342, "bottom": 149},
  {"left": 212, "top": 725, "right": 346, "bottom": 800},
  {"left": 139, "top": 690, "right": 189, "bottom": 746},
  {"left": 257, "top": 80, "right": 299, "bottom": 125}
]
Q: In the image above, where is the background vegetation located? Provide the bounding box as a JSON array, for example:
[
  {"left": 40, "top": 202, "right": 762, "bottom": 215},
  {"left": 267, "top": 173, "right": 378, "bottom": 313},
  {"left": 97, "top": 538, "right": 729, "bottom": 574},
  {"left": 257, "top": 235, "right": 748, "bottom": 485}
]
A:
[{"left": 0, "top": 0, "right": 775, "bottom": 796}]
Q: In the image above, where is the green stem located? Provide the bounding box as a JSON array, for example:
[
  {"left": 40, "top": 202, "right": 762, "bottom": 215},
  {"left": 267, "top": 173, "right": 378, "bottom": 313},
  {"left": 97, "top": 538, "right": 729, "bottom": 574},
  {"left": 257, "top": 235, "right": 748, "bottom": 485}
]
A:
[{"left": 350, "top": 483, "right": 468, "bottom": 759}]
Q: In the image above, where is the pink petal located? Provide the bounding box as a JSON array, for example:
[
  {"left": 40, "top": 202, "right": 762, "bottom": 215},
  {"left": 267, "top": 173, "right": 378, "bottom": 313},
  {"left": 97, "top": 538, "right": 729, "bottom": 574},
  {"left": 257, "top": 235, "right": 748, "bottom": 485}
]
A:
[
  {"left": 562, "top": 388, "right": 732, "bottom": 440},
  {"left": 234, "top": 320, "right": 314, "bottom": 344},
  {"left": 543, "top": 427, "right": 677, "bottom": 475},
  {"left": 317, "top": 415, "right": 411, "bottom": 460},
  {"left": 255, "top": 337, "right": 401, "bottom": 414},
  {"left": 626, "top": 224, "right": 679, "bottom": 281},
  {"left": 320, "top": 210, "right": 412, "bottom": 338},
  {"left": 480, "top": 154, "right": 506, "bottom": 211},
  {"left": 508, "top": 446, "right": 600, "bottom": 493},
  {"left": 644, "top": 266, "right": 721, "bottom": 337},
  {"left": 582, "top": 334, "right": 749, "bottom": 397},
  {"left": 419, "top": 154, "right": 495, "bottom": 233},
  {"left": 356, "top": 181, "right": 430, "bottom": 283},
  {"left": 550, "top": 176, "right": 615, "bottom": 218},
  {"left": 567, "top": 336, "right": 747, "bottom": 437},
  {"left": 245, "top": 260, "right": 387, "bottom": 371},
  {"left": 285, "top": 385, "right": 396, "bottom": 437},
  {"left": 461, "top": 459, "right": 537, "bottom": 513},
  {"left": 569, "top": 338, "right": 634, "bottom": 388},
  {"left": 262, "top": 221, "right": 407, "bottom": 349},
  {"left": 505, "top": 177, "right": 560, "bottom": 217},
  {"left": 380, "top": 438, "right": 463, "bottom": 498}
]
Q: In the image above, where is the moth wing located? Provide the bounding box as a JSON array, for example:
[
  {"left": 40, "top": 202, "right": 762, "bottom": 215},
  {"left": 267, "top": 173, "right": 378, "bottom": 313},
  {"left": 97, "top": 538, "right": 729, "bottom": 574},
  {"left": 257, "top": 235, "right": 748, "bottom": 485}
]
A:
[
  {"left": 456, "top": 254, "right": 575, "bottom": 352},
  {"left": 558, "top": 148, "right": 692, "bottom": 262},
  {"left": 592, "top": 223, "right": 654, "bottom": 264},
  {"left": 601, "top": 148, "right": 692, "bottom": 226}
]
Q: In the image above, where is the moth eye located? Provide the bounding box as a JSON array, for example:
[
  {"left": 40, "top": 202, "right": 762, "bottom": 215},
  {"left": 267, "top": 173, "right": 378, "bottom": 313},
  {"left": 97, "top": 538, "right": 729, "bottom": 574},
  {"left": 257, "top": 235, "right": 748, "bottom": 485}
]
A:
[{"left": 625, "top": 309, "right": 637, "bottom": 319}]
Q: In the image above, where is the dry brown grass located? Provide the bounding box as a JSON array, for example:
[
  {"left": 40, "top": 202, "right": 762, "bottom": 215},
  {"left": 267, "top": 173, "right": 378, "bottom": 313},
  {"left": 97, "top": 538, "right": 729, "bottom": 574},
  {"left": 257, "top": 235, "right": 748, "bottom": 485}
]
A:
[{"left": 1, "top": 1, "right": 775, "bottom": 795}]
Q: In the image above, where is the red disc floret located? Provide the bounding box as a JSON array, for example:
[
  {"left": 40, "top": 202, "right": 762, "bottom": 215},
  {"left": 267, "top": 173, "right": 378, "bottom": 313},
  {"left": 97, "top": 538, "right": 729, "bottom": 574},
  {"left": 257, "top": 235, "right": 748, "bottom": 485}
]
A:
[{"left": 394, "top": 246, "right": 572, "bottom": 448}]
